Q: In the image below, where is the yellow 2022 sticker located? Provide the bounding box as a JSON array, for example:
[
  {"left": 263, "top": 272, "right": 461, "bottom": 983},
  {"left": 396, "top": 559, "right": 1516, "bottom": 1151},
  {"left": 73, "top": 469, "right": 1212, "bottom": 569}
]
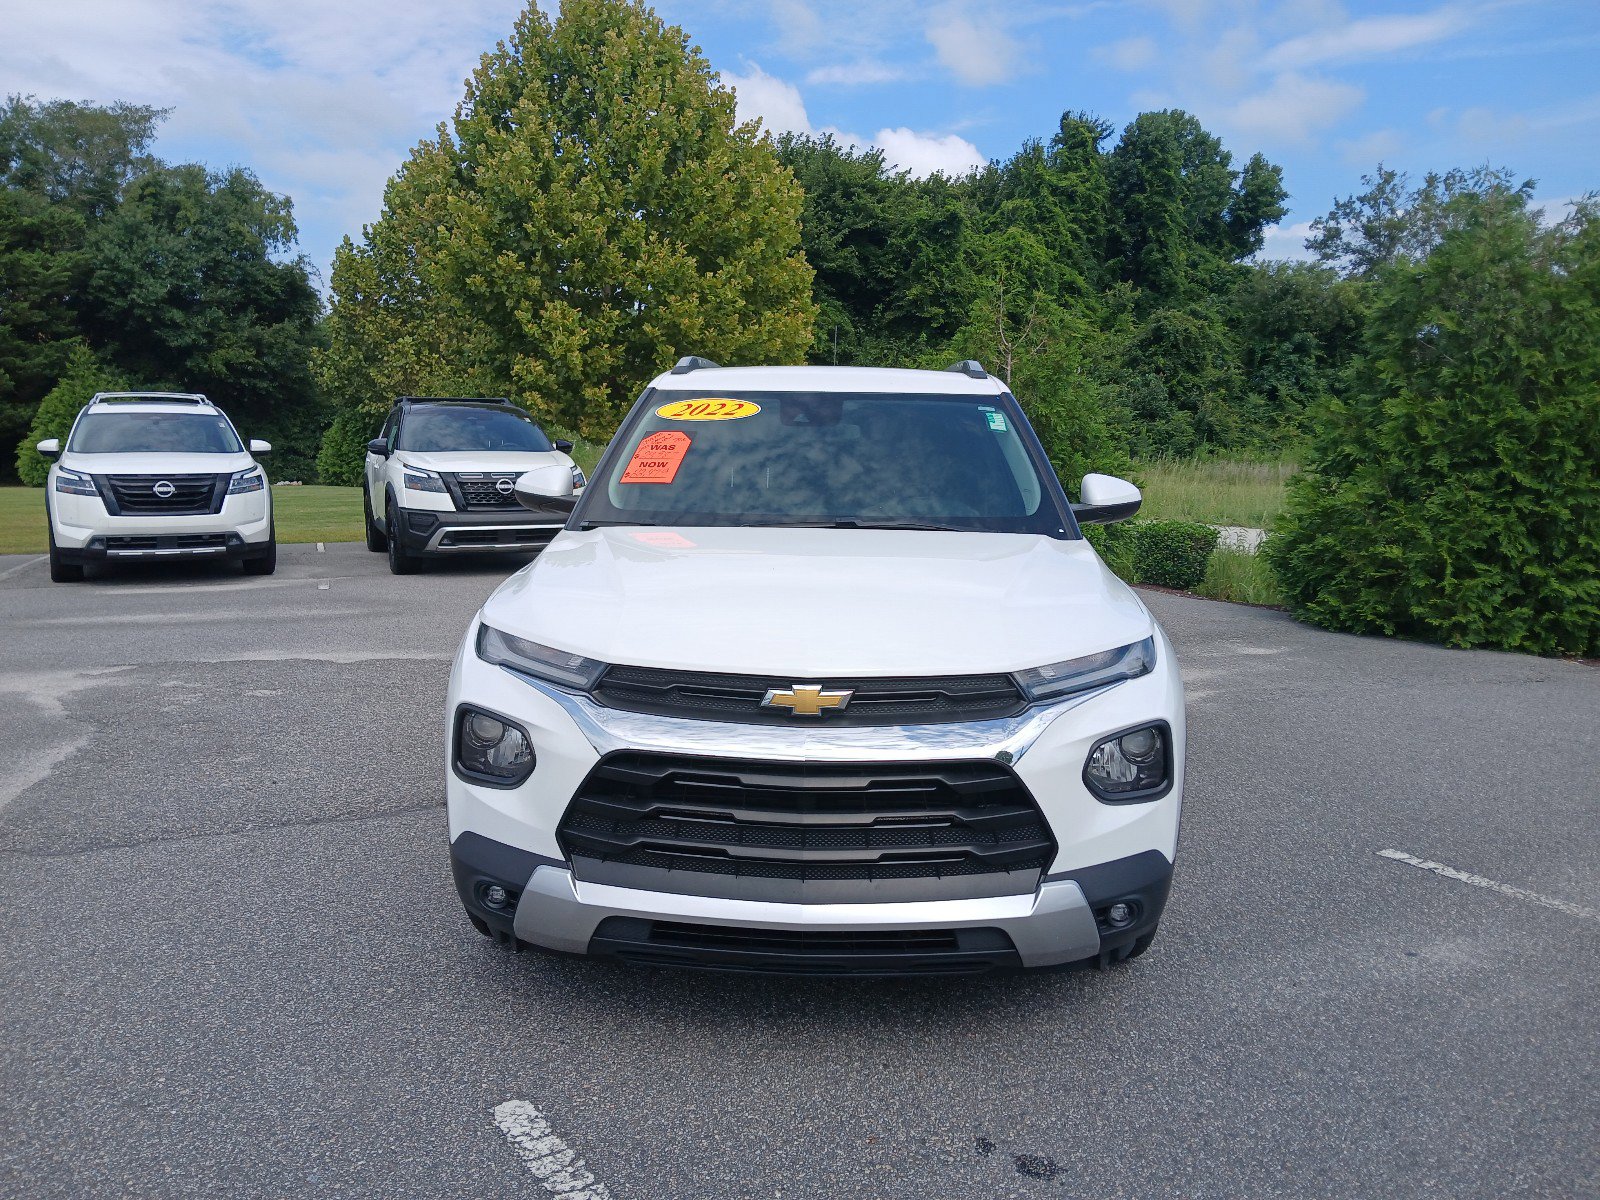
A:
[{"left": 655, "top": 398, "right": 761, "bottom": 422}]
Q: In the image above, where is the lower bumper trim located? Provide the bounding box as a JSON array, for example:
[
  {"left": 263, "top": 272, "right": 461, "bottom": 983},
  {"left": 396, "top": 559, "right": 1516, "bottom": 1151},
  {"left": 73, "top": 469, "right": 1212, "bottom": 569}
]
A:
[{"left": 509, "top": 863, "right": 1102, "bottom": 969}]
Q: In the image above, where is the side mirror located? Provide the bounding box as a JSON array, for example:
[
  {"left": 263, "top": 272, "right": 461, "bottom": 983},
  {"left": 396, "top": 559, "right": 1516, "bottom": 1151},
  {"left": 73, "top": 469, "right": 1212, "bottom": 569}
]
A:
[
  {"left": 1072, "top": 473, "right": 1142, "bottom": 525},
  {"left": 367, "top": 438, "right": 389, "bottom": 457},
  {"left": 36, "top": 438, "right": 61, "bottom": 459},
  {"left": 249, "top": 439, "right": 272, "bottom": 454},
  {"left": 513, "top": 464, "right": 578, "bottom": 515},
  {"left": 553, "top": 438, "right": 574, "bottom": 453}
]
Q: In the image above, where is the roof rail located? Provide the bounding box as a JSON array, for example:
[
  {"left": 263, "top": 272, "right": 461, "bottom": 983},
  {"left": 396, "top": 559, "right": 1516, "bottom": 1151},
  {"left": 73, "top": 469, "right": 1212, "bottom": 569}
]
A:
[
  {"left": 944, "top": 360, "right": 988, "bottom": 380},
  {"left": 394, "top": 396, "right": 513, "bottom": 406},
  {"left": 670, "top": 356, "right": 721, "bottom": 375},
  {"left": 89, "top": 391, "right": 212, "bottom": 405}
]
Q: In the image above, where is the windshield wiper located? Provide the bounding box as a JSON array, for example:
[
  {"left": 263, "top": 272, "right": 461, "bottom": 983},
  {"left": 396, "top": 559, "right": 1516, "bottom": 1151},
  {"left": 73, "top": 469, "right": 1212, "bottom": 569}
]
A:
[
  {"left": 741, "top": 519, "right": 969, "bottom": 532},
  {"left": 577, "top": 519, "right": 664, "bottom": 530}
]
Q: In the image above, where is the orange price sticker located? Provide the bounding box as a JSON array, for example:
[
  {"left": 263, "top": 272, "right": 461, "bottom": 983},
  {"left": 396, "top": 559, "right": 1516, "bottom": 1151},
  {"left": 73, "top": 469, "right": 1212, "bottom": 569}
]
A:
[{"left": 620, "top": 431, "right": 691, "bottom": 484}]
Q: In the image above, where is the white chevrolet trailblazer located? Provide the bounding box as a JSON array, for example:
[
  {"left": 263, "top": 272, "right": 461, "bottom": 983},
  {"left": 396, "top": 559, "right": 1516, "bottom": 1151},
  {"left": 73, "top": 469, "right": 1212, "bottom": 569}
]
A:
[
  {"left": 38, "top": 392, "right": 275, "bottom": 583},
  {"left": 446, "top": 359, "right": 1183, "bottom": 976},
  {"left": 363, "top": 397, "right": 584, "bottom": 574}
]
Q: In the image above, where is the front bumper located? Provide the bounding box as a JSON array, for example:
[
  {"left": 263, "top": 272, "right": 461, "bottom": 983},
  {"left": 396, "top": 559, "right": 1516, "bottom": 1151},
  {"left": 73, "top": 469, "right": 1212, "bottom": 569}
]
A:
[
  {"left": 49, "top": 489, "right": 272, "bottom": 552},
  {"left": 446, "top": 619, "right": 1184, "bottom": 974},
  {"left": 396, "top": 507, "right": 564, "bottom": 555}
]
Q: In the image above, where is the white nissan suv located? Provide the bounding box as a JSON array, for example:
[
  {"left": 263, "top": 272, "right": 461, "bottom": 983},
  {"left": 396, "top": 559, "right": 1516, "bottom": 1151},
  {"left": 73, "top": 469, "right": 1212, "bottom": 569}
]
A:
[
  {"left": 39, "top": 392, "right": 274, "bottom": 582},
  {"left": 446, "top": 359, "right": 1183, "bottom": 976},
  {"left": 363, "top": 397, "right": 584, "bottom": 574}
]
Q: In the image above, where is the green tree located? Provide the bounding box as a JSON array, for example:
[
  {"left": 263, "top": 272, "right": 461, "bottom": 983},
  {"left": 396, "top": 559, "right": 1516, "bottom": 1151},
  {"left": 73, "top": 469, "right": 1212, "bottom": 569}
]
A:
[
  {"left": 0, "top": 95, "right": 165, "bottom": 219},
  {"left": 0, "top": 190, "right": 84, "bottom": 462},
  {"left": 79, "top": 163, "right": 325, "bottom": 479},
  {"left": 1268, "top": 192, "right": 1600, "bottom": 655},
  {"left": 409, "top": 0, "right": 813, "bottom": 439},
  {"left": 14, "top": 345, "right": 127, "bottom": 485}
]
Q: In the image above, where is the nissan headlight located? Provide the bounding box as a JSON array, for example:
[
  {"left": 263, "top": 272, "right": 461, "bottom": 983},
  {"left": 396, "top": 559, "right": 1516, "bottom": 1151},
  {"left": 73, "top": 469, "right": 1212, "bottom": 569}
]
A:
[
  {"left": 403, "top": 467, "right": 448, "bottom": 493},
  {"left": 228, "top": 467, "right": 265, "bottom": 494},
  {"left": 1014, "top": 637, "right": 1155, "bottom": 701},
  {"left": 476, "top": 624, "right": 607, "bottom": 691},
  {"left": 53, "top": 468, "right": 98, "bottom": 496}
]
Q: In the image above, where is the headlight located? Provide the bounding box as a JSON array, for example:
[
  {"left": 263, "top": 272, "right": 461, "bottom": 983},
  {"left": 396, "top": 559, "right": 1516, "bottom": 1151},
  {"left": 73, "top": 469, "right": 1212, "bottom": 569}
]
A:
[
  {"left": 228, "top": 467, "right": 265, "bottom": 494},
  {"left": 403, "top": 467, "right": 447, "bottom": 493},
  {"left": 1084, "top": 723, "right": 1172, "bottom": 802},
  {"left": 570, "top": 465, "right": 586, "bottom": 491},
  {"left": 476, "top": 624, "right": 607, "bottom": 691},
  {"left": 53, "top": 468, "right": 97, "bottom": 496},
  {"left": 1015, "top": 637, "right": 1155, "bottom": 701},
  {"left": 454, "top": 706, "right": 534, "bottom": 787}
]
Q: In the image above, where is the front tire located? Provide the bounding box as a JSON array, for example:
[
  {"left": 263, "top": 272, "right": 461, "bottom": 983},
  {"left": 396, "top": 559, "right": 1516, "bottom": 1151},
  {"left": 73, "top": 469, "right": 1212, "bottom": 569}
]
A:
[
  {"left": 243, "top": 535, "right": 277, "bottom": 575},
  {"left": 47, "top": 524, "right": 84, "bottom": 583},
  {"left": 386, "top": 497, "right": 417, "bottom": 575},
  {"left": 364, "top": 487, "right": 387, "bottom": 552}
]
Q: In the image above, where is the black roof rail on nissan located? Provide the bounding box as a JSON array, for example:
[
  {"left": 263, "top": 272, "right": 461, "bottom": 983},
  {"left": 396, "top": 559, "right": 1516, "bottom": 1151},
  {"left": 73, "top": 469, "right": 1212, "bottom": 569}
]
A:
[{"left": 944, "top": 360, "right": 988, "bottom": 379}]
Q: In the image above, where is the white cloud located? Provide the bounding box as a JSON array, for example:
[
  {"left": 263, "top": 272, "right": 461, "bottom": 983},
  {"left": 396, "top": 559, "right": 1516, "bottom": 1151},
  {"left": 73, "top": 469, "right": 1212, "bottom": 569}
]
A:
[
  {"left": 806, "top": 61, "right": 907, "bottom": 86},
  {"left": 722, "top": 65, "right": 813, "bottom": 135},
  {"left": 1096, "top": 36, "right": 1158, "bottom": 71},
  {"left": 1265, "top": 8, "right": 1469, "bottom": 70},
  {"left": 723, "top": 64, "right": 982, "bottom": 178},
  {"left": 925, "top": 4, "right": 1020, "bottom": 87},
  {"left": 1256, "top": 220, "right": 1319, "bottom": 262},
  {"left": 1456, "top": 105, "right": 1531, "bottom": 146},
  {"left": 1223, "top": 72, "right": 1365, "bottom": 143},
  {"left": 870, "top": 127, "right": 987, "bottom": 177}
]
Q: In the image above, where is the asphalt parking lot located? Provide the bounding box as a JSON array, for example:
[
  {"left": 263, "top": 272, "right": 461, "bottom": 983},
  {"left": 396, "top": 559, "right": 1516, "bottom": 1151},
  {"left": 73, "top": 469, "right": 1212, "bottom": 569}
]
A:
[{"left": 1, "top": 543, "right": 1596, "bottom": 1199}]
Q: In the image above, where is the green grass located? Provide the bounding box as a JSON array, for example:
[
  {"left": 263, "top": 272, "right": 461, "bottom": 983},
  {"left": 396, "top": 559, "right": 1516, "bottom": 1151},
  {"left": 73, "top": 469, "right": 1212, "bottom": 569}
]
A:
[
  {"left": 1132, "top": 459, "right": 1297, "bottom": 529},
  {"left": 271, "top": 485, "right": 365, "bottom": 543},
  {"left": 1193, "top": 547, "right": 1285, "bottom": 606},
  {"left": 0, "top": 484, "right": 365, "bottom": 554}
]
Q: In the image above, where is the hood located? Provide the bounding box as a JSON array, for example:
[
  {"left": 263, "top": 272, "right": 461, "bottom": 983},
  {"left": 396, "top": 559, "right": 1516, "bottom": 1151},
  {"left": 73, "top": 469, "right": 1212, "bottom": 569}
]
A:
[
  {"left": 60, "top": 450, "right": 254, "bottom": 476},
  {"left": 396, "top": 450, "right": 571, "bottom": 474},
  {"left": 480, "top": 527, "right": 1153, "bottom": 677}
]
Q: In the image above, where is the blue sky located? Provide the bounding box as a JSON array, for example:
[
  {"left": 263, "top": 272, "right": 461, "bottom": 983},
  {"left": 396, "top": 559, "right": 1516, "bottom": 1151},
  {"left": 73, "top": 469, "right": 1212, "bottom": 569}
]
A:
[{"left": 6, "top": 1, "right": 1597, "bottom": 283}]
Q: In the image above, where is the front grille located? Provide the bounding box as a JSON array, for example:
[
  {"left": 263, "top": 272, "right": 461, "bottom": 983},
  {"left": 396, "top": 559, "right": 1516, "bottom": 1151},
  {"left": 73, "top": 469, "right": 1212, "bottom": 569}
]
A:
[
  {"left": 558, "top": 753, "right": 1055, "bottom": 903},
  {"left": 593, "top": 666, "right": 1027, "bottom": 727},
  {"left": 588, "top": 917, "right": 1020, "bottom": 976},
  {"left": 445, "top": 473, "right": 523, "bottom": 510},
  {"left": 99, "top": 474, "right": 226, "bottom": 515}
]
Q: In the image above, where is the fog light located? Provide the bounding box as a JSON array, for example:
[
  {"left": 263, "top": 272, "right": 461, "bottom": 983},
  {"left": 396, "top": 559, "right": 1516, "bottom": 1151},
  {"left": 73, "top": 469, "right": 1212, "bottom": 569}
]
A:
[
  {"left": 484, "top": 884, "right": 509, "bottom": 910},
  {"left": 1106, "top": 902, "right": 1133, "bottom": 928}
]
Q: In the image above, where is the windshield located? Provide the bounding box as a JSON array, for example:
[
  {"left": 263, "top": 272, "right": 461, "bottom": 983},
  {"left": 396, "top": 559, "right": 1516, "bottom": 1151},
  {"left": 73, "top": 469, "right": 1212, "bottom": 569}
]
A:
[
  {"left": 578, "top": 390, "right": 1069, "bottom": 535},
  {"left": 398, "top": 405, "right": 554, "bottom": 453},
  {"left": 68, "top": 411, "right": 243, "bottom": 454}
]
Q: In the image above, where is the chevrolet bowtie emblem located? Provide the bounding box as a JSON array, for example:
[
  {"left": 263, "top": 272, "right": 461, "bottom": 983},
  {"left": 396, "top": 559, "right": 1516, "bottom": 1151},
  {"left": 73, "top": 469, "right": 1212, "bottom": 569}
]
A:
[{"left": 761, "top": 684, "right": 854, "bottom": 716}]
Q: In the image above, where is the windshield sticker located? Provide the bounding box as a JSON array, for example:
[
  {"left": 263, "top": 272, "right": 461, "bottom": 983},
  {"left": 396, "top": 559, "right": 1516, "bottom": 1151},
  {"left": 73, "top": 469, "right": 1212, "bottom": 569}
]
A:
[
  {"left": 655, "top": 398, "right": 761, "bottom": 422},
  {"left": 620, "top": 431, "right": 691, "bottom": 484},
  {"left": 985, "top": 411, "right": 1009, "bottom": 432}
]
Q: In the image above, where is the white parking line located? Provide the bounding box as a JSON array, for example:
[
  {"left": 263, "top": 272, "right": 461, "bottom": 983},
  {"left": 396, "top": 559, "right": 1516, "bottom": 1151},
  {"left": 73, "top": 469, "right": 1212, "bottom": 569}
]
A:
[
  {"left": 492, "top": 1101, "right": 614, "bottom": 1198},
  {"left": 1377, "top": 849, "right": 1599, "bottom": 922},
  {"left": 317, "top": 542, "right": 325, "bottom": 552},
  {"left": 0, "top": 555, "right": 45, "bottom": 581}
]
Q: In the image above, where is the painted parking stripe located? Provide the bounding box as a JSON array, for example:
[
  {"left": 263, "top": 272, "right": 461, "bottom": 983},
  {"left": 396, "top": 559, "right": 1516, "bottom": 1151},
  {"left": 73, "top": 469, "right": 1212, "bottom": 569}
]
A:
[
  {"left": 492, "top": 1101, "right": 614, "bottom": 1198},
  {"left": 0, "top": 555, "right": 45, "bottom": 581},
  {"left": 1377, "top": 849, "right": 1599, "bottom": 922}
]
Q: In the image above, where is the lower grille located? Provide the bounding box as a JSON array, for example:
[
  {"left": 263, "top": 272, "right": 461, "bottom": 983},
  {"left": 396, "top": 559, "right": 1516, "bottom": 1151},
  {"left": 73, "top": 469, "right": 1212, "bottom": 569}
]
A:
[
  {"left": 588, "top": 917, "right": 1020, "bottom": 976},
  {"left": 594, "top": 666, "right": 1026, "bottom": 726},
  {"left": 100, "top": 474, "right": 226, "bottom": 515},
  {"left": 438, "top": 527, "right": 558, "bottom": 549},
  {"left": 558, "top": 753, "right": 1055, "bottom": 903},
  {"left": 101, "top": 533, "right": 234, "bottom": 552}
]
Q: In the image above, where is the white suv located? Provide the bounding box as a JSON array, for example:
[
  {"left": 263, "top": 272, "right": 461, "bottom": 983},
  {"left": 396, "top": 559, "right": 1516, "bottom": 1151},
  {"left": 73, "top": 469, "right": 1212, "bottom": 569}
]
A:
[
  {"left": 444, "top": 359, "right": 1184, "bottom": 977},
  {"left": 362, "top": 397, "right": 584, "bottom": 574},
  {"left": 38, "top": 392, "right": 275, "bottom": 583}
]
